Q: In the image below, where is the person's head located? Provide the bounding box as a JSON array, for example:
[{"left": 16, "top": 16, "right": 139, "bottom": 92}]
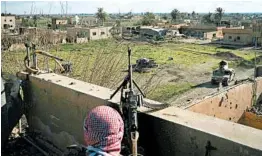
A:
[{"left": 83, "top": 105, "right": 124, "bottom": 156}]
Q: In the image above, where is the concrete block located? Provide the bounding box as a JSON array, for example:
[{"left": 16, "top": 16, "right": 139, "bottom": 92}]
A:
[{"left": 22, "top": 73, "right": 262, "bottom": 155}]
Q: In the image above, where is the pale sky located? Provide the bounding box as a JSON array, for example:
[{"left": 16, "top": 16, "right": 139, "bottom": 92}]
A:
[{"left": 1, "top": 0, "right": 262, "bottom": 15}]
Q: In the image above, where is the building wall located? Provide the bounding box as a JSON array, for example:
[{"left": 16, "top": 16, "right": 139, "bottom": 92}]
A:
[
  {"left": 140, "top": 28, "right": 162, "bottom": 37},
  {"left": 88, "top": 27, "right": 111, "bottom": 40},
  {"left": 223, "top": 33, "right": 253, "bottom": 45},
  {"left": 1, "top": 16, "right": 16, "bottom": 29},
  {"left": 204, "top": 31, "right": 217, "bottom": 39},
  {"left": 180, "top": 26, "right": 217, "bottom": 38},
  {"left": 187, "top": 82, "right": 254, "bottom": 122},
  {"left": 52, "top": 18, "right": 68, "bottom": 29}
]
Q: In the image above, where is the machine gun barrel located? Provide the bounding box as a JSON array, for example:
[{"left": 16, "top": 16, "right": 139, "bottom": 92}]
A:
[
  {"left": 109, "top": 47, "right": 145, "bottom": 156},
  {"left": 128, "top": 47, "right": 133, "bottom": 91}
]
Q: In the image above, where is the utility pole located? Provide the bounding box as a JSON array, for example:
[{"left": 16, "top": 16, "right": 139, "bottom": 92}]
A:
[
  {"left": 66, "top": 1, "right": 68, "bottom": 16},
  {"left": 252, "top": 37, "right": 258, "bottom": 107},
  {"left": 5, "top": 1, "right": 7, "bottom": 15}
]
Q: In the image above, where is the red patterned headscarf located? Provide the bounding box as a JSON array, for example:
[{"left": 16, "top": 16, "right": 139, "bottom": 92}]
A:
[{"left": 83, "top": 106, "right": 124, "bottom": 155}]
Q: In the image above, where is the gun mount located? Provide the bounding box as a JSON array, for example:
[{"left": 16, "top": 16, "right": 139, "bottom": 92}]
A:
[{"left": 110, "top": 47, "right": 145, "bottom": 156}]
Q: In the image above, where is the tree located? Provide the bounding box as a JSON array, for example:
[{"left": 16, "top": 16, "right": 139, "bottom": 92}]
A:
[
  {"left": 162, "top": 15, "right": 168, "bottom": 20},
  {"left": 33, "top": 15, "right": 37, "bottom": 27},
  {"left": 96, "top": 8, "right": 107, "bottom": 26},
  {"left": 192, "top": 11, "right": 196, "bottom": 19},
  {"left": 171, "top": 9, "right": 180, "bottom": 22},
  {"left": 202, "top": 12, "right": 213, "bottom": 24},
  {"left": 141, "top": 12, "right": 155, "bottom": 25},
  {"left": 215, "top": 7, "right": 224, "bottom": 26}
]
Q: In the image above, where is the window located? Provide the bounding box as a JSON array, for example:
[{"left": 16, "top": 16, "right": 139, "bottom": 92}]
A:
[
  {"left": 10, "top": 19, "right": 12, "bottom": 22},
  {"left": 229, "top": 36, "right": 232, "bottom": 39},
  {"left": 127, "top": 27, "right": 130, "bottom": 30},
  {"left": 92, "top": 32, "right": 97, "bottom": 36},
  {"left": 101, "top": 32, "right": 105, "bottom": 35},
  {"left": 237, "top": 36, "right": 240, "bottom": 40},
  {"left": 10, "top": 25, "right": 13, "bottom": 27},
  {"left": 223, "top": 33, "right": 225, "bottom": 36},
  {"left": 3, "top": 24, "right": 8, "bottom": 29},
  {"left": 4, "top": 19, "right": 6, "bottom": 22}
]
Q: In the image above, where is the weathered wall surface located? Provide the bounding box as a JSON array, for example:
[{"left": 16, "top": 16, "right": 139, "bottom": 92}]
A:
[
  {"left": 140, "top": 107, "right": 262, "bottom": 156},
  {"left": 25, "top": 73, "right": 119, "bottom": 150},
  {"left": 22, "top": 73, "right": 262, "bottom": 155},
  {"left": 187, "top": 78, "right": 262, "bottom": 122},
  {"left": 238, "top": 112, "right": 262, "bottom": 130}
]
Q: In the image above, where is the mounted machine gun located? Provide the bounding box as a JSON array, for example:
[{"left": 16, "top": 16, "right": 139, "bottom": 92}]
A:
[{"left": 110, "top": 47, "right": 145, "bottom": 156}]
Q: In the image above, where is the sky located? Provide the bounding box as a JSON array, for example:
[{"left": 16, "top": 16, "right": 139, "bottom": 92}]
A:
[{"left": 1, "top": 0, "right": 262, "bottom": 15}]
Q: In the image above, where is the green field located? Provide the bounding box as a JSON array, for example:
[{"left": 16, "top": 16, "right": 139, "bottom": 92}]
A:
[{"left": 2, "top": 39, "right": 260, "bottom": 102}]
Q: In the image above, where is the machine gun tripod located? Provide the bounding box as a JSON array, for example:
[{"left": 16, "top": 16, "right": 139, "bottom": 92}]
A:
[{"left": 110, "top": 47, "right": 145, "bottom": 156}]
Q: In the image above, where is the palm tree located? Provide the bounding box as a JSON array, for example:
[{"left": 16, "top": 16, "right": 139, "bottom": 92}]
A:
[
  {"left": 192, "top": 11, "right": 196, "bottom": 19},
  {"left": 96, "top": 8, "right": 107, "bottom": 26},
  {"left": 202, "top": 12, "right": 213, "bottom": 24},
  {"left": 215, "top": 7, "right": 224, "bottom": 26},
  {"left": 171, "top": 9, "right": 180, "bottom": 22}
]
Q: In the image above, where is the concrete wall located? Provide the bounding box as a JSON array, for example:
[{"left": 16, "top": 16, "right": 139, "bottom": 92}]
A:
[
  {"left": 204, "top": 31, "right": 217, "bottom": 39},
  {"left": 222, "top": 29, "right": 253, "bottom": 45},
  {"left": 1, "top": 16, "right": 16, "bottom": 29},
  {"left": 89, "top": 27, "right": 112, "bottom": 40},
  {"left": 140, "top": 106, "right": 262, "bottom": 156},
  {"left": 21, "top": 73, "right": 262, "bottom": 155},
  {"left": 187, "top": 82, "right": 254, "bottom": 122},
  {"left": 76, "top": 38, "right": 88, "bottom": 43},
  {"left": 223, "top": 33, "right": 253, "bottom": 45}
]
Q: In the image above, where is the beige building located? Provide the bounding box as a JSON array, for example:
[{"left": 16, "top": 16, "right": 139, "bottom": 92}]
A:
[
  {"left": 52, "top": 18, "right": 68, "bottom": 29},
  {"left": 180, "top": 25, "right": 217, "bottom": 38},
  {"left": 89, "top": 27, "right": 112, "bottom": 40},
  {"left": 222, "top": 28, "right": 253, "bottom": 45},
  {"left": 1, "top": 15, "right": 16, "bottom": 30},
  {"left": 253, "top": 23, "right": 262, "bottom": 46},
  {"left": 67, "top": 27, "right": 112, "bottom": 43}
]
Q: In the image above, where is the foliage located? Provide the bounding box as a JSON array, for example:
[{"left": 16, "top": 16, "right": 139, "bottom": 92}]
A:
[
  {"left": 171, "top": 9, "right": 180, "bottom": 22},
  {"left": 202, "top": 12, "right": 213, "bottom": 24},
  {"left": 21, "top": 18, "right": 34, "bottom": 27},
  {"left": 162, "top": 14, "right": 168, "bottom": 20},
  {"left": 192, "top": 11, "right": 196, "bottom": 19},
  {"left": 2, "top": 39, "right": 261, "bottom": 103},
  {"left": 33, "top": 15, "right": 37, "bottom": 27},
  {"left": 96, "top": 8, "right": 107, "bottom": 26},
  {"left": 141, "top": 12, "right": 155, "bottom": 25},
  {"left": 147, "top": 83, "right": 193, "bottom": 102},
  {"left": 215, "top": 7, "right": 224, "bottom": 25}
]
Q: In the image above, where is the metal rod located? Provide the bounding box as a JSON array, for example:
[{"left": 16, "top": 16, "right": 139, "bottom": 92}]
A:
[
  {"left": 22, "top": 136, "right": 49, "bottom": 156},
  {"left": 128, "top": 47, "right": 133, "bottom": 91},
  {"left": 133, "top": 80, "right": 146, "bottom": 98}
]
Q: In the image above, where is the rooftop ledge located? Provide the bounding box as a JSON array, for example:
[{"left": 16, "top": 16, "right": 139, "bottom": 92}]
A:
[{"left": 17, "top": 72, "right": 262, "bottom": 155}]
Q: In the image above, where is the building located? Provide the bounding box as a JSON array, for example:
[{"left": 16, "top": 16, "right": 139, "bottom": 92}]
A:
[
  {"left": 79, "top": 16, "right": 98, "bottom": 27},
  {"left": 253, "top": 23, "right": 262, "bottom": 46},
  {"left": 67, "top": 27, "right": 112, "bottom": 43},
  {"left": 1, "top": 15, "right": 16, "bottom": 30},
  {"left": 179, "top": 25, "right": 217, "bottom": 38},
  {"left": 216, "top": 27, "right": 227, "bottom": 39},
  {"left": 52, "top": 17, "right": 68, "bottom": 29},
  {"left": 140, "top": 27, "right": 167, "bottom": 38},
  {"left": 222, "top": 28, "right": 253, "bottom": 45},
  {"left": 67, "top": 27, "right": 89, "bottom": 43}
]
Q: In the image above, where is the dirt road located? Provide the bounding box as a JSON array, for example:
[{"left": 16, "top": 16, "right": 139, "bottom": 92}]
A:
[{"left": 169, "top": 67, "right": 255, "bottom": 108}]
